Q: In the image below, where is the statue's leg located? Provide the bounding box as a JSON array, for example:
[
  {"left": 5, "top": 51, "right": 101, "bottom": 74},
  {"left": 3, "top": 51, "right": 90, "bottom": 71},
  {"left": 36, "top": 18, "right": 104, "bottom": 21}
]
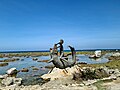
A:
[
  {"left": 60, "top": 52, "right": 64, "bottom": 58},
  {"left": 59, "top": 58, "right": 69, "bottom": 73},
  {"left": 48, "top": 66, "right": 55, "bottom": 73}
]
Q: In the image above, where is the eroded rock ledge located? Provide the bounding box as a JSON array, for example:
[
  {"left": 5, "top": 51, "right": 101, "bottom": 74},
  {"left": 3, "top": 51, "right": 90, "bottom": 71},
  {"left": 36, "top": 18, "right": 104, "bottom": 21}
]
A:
[{"left": 0, "top": 64, "right": 120, "bottom": 90}]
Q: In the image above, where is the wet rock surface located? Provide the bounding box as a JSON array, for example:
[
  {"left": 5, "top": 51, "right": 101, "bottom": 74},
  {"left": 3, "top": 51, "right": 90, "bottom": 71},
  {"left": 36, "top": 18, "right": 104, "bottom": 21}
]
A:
[
  {"left": 7, "top": 68, "right": 17, "bottom": 75},
  {"left": 20, "top": 68, "right": 29, "bottom": 72},
  {"left": 45, "top": 65, "right": 54, "bottom": 69},
  {"left": 32, "top": 67, "right": 39, "bottom": 71},
  {"left": 32, "top": 58, "right": 38, "bottom": 61},
  {"left": 0, "top": 58, "right": 20, "bottom": 62},
  {"left": 0, "top": 62, "right": 8, "bottom": 67},
  {"left": 37, "top": 60, "right": 49, "bottom": 62}
]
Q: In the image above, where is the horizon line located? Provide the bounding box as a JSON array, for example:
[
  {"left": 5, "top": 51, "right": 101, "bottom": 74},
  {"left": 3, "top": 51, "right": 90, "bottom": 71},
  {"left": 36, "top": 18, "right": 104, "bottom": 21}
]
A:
[{"left": 0, "top": 49, "right": 120, "bottom": 53}]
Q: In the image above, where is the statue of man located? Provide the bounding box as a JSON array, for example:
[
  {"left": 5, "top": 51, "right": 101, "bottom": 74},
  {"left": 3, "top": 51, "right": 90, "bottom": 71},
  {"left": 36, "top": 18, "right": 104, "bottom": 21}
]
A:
[{"left": 57, "top": 39, "right": 64, "bottom": 56}]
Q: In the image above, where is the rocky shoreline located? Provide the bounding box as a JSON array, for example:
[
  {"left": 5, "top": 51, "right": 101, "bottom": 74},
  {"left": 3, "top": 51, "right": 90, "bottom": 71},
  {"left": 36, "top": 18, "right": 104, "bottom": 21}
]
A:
[
  {"left": 0, "top": 52, "right": 120, "bottom": 90},
  {"left": 0, "top": 66, "right": 120, "bottom": 90}
]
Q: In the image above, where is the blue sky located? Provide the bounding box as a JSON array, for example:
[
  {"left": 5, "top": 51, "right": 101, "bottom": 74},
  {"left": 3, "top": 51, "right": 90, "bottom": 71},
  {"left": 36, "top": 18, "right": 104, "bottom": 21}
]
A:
[{"left": 0, "top": 0, "right": 120, "bottom": 51}]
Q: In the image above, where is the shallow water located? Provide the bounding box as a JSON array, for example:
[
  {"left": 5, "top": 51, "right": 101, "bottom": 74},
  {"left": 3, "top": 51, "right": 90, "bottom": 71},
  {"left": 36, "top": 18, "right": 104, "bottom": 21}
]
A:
[
  {"left": 0, "top": 56, "right": 50, "bottom": 74},
  {"left": 76, "top": 54, "right": 109, "bottom": 64},
  {"left": 0, "top": 54, "right": 110, "bottom": 85}
]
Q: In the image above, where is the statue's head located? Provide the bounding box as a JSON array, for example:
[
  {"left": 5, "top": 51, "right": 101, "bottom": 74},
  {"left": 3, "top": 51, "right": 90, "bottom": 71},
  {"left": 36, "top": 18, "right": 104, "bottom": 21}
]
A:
[{"left": 60, "top": 39, "right": 64, "bottom": 44}]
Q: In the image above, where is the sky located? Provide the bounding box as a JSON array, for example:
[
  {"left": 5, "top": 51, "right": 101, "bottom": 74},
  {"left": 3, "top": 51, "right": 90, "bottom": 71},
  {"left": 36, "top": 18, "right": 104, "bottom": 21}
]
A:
[{"left": 0, "top": 0, "right": 120, "bottom": 51}]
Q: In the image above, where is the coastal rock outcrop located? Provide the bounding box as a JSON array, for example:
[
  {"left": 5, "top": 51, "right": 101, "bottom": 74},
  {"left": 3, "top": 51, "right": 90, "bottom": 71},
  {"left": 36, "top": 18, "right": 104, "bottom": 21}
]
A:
[
  {"left": 0, "top": 65, "right": 120, "bottom": 90},
  {"left": 7, "top": 68, "right": 17, "bottom": 75},
  {"left": 1, "top": 77, "right": 22, "bottom": 86},
  {"left": 0, "top": 74, "right": 8, "bottom": 79},
  {"left": 112, "top": 53, "right": 120, "bottom": 57},
  {"left": 1, "top": 77, "right": 13, "bottom": 86},
  {"left": 41, "top": 65, "right": 80, "bottom": 80},
  {"left": 41, "top": 65, "right": 111, "bottom": 81}
]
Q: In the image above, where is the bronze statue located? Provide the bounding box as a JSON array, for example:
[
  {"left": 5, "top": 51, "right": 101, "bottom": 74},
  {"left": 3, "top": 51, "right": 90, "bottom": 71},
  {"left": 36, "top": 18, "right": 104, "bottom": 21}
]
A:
[{"left": 48, "top": 40, "right": 76, "bottom": 72}]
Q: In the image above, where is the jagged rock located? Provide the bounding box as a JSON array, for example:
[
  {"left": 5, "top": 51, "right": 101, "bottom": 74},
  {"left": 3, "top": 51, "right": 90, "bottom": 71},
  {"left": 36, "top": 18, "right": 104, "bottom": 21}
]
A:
[
  {"left": 13, "top": 78, "right": 22, "bottom": 86},
  {"left": 116, "top": 74, "right": 120, "bottom": 77},
  {"left": 114, "top": 69, "right": 120, "bottom": 74},
  {"left": 102, "top": 66, "right": 110, "bottom": 75},
  {"left": 0, "top": 74, "right": 8, "bottom": 79},
  {"left": 41, "top": 65, "right": 79, "bottom": 80},
  {"left": 1, "top": 77, "right": 13, "bottom": 86},
  {"left": 109, "top": 69, "right": 115, "bottom": 74},
  {"left": 0, "top": 75, "right": 4, "bottom": 79},
  {"left": 73, "top": 66, "right": 109, "bottom": 81},
  {"left": 6, "top": 68, "right": 17, "bottom": 75},
  {"left": 42, "top": 65, "right": 111, "bottom": 81},
  {"left": 103, "top": 68, "right": 120, "bottom": 75},
  {"left": 1, "top": 77, "right": 22, "bottom": 86},
  {"left": 109, "top": 74, "right": 117, "bottom": 80}
]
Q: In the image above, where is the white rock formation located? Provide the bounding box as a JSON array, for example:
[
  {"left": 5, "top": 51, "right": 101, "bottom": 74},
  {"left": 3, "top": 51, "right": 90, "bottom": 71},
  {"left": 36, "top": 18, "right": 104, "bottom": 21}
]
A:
[
  {"left": 95, "top": 50, "right": 101, "bottom": 57},
  {"left": 6, "top": 67, "right": 17, "bottom": 75},
  {"left": 41, "top": 65, "right": 80, "bottom": 80},
  {"left": 1, "top": 77, "right": 22, "bottom": 86},
  {"left": 112, "top": 53, "right": 120, "bottom": 57},
  {"left": 0, "top": 74, "right": 8, "bottom": 79}
]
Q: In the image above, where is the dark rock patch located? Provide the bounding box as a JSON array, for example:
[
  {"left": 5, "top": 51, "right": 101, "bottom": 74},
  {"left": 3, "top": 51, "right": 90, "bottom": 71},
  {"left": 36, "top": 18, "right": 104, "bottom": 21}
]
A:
[{"left": 0, "top": 62, "right": 9, "bottom": 67}]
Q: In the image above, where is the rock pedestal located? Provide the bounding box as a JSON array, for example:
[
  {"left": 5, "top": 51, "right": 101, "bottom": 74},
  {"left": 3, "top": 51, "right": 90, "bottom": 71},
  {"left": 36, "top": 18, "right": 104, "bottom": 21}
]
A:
[{"left": 41, "top": 65, "right": 80, "bottom": 80}]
